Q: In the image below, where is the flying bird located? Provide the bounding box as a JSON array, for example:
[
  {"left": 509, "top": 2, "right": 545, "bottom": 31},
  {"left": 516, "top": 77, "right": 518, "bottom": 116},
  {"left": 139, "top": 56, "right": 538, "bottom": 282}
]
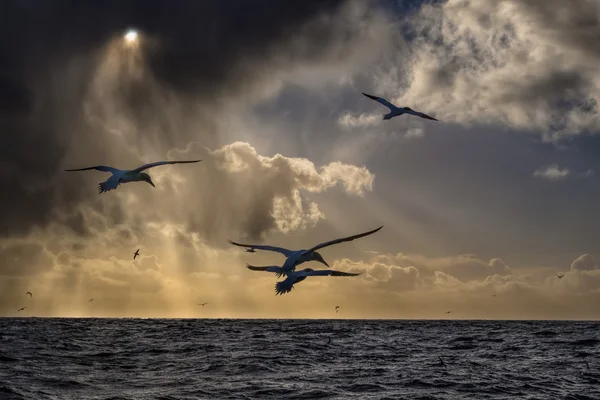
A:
[
  {"left": 133, "top": 249, "right": 140, "bottom": 260},
  {"left": 230, "top": 225, "right": 383, "bottom": 278},
  {"left": 198, "top": 303, "right": 208, "bottom": 306},
  {"left": 245, "top": 248, "right": 256, "bottom": 253},
  {"left": 246, "top": 265, "right": 360, "bottom": 295},
  {"left": 362, "top": 93, "right": 438, "bottom": 121},
  {"left": 557, "top": 273, "right": 565, "bottom": 279},
  {"left": 88, "top": 298, "right": 94, "bottom": 302},
  {"left": 26, "top": 292, "right": 32, "bottom": 297},
  {"left": 492, "top": 294, "right": 496, "bottom": 297},
  {"left": 65, "top": 160, "right": 202, "bottom": 194},
  {"left": 445, "top": 311, "right": 452, "bottom": 314},
  {"left": 335, "top": 306, "right": 340, "bottom": 313},
  {"left": 438, "top": 356, "right": 447, "bottom": 369},
  {"left": 17, "top": 307, "right": 26, "bottom": 312}
]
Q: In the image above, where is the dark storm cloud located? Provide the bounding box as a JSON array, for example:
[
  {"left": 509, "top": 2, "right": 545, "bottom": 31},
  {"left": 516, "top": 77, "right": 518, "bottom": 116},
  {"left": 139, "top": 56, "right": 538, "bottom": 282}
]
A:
[{"left": 0, "top": 0, "right": 347, "bottom": 236}]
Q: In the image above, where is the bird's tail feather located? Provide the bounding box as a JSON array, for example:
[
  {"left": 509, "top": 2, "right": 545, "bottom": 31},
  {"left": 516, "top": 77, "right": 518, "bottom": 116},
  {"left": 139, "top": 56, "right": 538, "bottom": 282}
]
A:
[
  {"left": 275, "top": 280, "right": 294, "bottom": 295},
  {"left": 98, "top": 179, "right": 119, "bottom": 194}
]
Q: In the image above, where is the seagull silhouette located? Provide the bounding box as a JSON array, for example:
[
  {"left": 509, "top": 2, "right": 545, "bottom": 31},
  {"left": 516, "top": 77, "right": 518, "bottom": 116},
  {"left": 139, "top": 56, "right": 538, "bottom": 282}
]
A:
[
  {"left": 17, "top": 307, "right": 26, "bottom": 312},
  {"left": 88, "top": 298, "right": 94, "bottom": 302},
  {"left": 198, "top": 303, "right": 208, "bottom": 306},
  {"left": 445, "top": 311, "right": 452, "bottom": 314},
  {"left": 26, "top": 291, "right": 32, "bottom": 297},
  {"left": 65, "top": 160, "right": 202, "bottom": 194},
  {"left": 438, "top": 356, "right": 447, "bottom": 369},
  {"left": 231, "top": 226, "right": 383, "bottom": 278},
  {"left": 557, "top": 273, "right": 565, "bottom": 279},
  {"left": 133, "top": 249, "right": 140, "bottom": 260},
  {"left": 362, "top": 93, "right": 438, "bottom": 121}
]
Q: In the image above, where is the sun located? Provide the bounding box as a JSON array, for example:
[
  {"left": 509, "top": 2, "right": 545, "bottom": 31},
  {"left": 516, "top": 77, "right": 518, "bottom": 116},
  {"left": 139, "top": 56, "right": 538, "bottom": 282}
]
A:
[{"left": 124, "top": 30, "right": 138, "bottom": 43}]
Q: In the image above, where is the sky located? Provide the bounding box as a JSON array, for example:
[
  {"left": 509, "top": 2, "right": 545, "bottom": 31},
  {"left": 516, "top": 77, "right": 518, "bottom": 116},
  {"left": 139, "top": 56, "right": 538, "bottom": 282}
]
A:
[{"left": 1, "top": 0, "right": 600, "bottom": 319}]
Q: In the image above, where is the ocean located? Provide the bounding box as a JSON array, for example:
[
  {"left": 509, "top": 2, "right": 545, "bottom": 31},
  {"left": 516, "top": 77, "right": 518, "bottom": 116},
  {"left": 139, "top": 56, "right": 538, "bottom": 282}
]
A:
[{"left": 0, "top": 319, "right": 598, "bottom": 399}]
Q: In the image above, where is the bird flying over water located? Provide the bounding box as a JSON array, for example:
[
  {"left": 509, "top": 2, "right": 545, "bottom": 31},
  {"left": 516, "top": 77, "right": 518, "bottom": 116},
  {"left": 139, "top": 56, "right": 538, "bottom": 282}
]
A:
[
  {"left": 198, "top": 303, "right": 208, "bottom": 306},
  {"left": 230, "top": 226, "right": 383, "bottom": 278},
  {"left": 445, "top": 311, "right": 452, "bottom": 314},
  {"left": 557, "top": 273, "right": 565, "bottom": 279},
  {"left": 133, "top": 249, "right": 140, "bottom": 260},
  {"left": 362, "top": 93, "right": 438, "bottom": 121},
  {"left": 246, "top": 265, "right": 360, "bottom": 295},
  {"left": 26, "top": 291, "right": 32, "bottom": 297},
  {"left": 335, "top": 306, "right": 340, "bottom": 313},
  {"left": 65, "top": 160, "right": 202, "bottom": 194},
  {"left": 438, "top": 356, "right": 447, "bottom": 369},
  {"left": 17, "top": 307, "right": 26, "bottom": 312}
]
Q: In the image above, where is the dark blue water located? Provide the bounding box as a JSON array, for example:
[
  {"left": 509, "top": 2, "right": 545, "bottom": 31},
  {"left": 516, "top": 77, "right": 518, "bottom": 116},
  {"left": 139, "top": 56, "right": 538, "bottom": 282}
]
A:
[{"left": 0, "top": 319, "right": 598, "bottom": 399}]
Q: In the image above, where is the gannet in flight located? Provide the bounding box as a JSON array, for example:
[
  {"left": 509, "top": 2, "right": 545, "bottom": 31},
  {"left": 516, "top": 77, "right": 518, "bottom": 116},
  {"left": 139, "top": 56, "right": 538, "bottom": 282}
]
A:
[
  {"left": 26, "top": 292, "right": 32, "bottom": 297},
  {"left": 557, "top": 273, "right": 564, "bottom": 279},
  {"left": 335, "top": 306, "right": 340, "bottom": 313},
  {"left": 246, "top": 265, "right": 360, "bottom": 295},
  {"left": 133, "top": 249, "right": 140, "bottom": 260},
  {"left": 17, "top": 307, "right": 26, "bottom": 312},
  {"left": 362, "top": 93, "right": 438, "bottom": 121},
  {"left": 65, "top": 160, "right": 202, "bottom": 194},
  {"left": 88, "top": 298, "right": 94, "bottom": 302},
  {"left": 198, "top": 302, "right": 208, "bottom": 306},
  {"left": 229, "top": 225, "right": 383, "bottom": 277}
]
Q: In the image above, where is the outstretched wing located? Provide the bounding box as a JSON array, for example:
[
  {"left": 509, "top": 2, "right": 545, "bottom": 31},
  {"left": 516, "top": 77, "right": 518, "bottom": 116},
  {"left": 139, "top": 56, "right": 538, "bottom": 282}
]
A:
[
  {"left": 228, "top": 240, "right": 293, "bottom": 257},
  {"left": 415, "top": 111, "right": 438, "bottom": 121},
  {"left": 131, "top": 160, "right": 202, "bottom": 173},
  {"left": 362, "top": 93, "right": 397, "bottom": 111},
  {"left": 246, "top": 264, "right": 285, "bottom": 278},
  {"left": 300, "top": 226, "right": 383, "bottom": 257},
  {"left": 304, "top": 269, "right": 361, "bottom": 277},
  {"left": 65, "top": 166, "right": 121, "bottom": 174}
]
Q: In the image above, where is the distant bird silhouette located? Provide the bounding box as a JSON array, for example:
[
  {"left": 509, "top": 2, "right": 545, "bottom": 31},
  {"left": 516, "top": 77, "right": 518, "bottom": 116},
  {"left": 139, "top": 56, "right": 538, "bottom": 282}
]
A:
[
  {"left": 26, "top": 292, "right": 32, "bottom": 297},
  {"left": 362, "top": 93, "right": 439, "bottom": 121},
  {"left": 65, "top": 160, "right": 202, "bottom": 194},
  {"left": 492, "top": 294, "right": 496, "bottom": 297},
  {"left": 445, "top": 311, "right": 452, "bottom": 314},
  {"left": 133, "top": 249, "right": 140, "bottom": 260},
  {"left": 17, "top": 307, "right": 26, "bottom": 312},
  {"left": 557, "top": 273, "right": 565, "bottom": 279},
  {"left": 198, "top": 303, "right": 208, "bottom": 306},
  {"left": 335, "top": 306, "right": 340, "bottom": 313},
  {"left": 88, "top": 298, "right": 94, "bottom": 302},
  {"left": 245, "top": 248, "right": 256, "bottom": 253},
  {"left": 438, "top": 356, "right": 447, "bottom": 369}
]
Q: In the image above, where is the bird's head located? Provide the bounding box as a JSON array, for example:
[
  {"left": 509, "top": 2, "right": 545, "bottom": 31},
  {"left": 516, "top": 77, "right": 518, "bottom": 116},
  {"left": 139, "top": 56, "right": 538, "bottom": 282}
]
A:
[
  {"left": 140, "top": 173, "right": 155, "bottom": 187},
  {"left": 312, "top": 252, "right": 329, "bottom": 267}
]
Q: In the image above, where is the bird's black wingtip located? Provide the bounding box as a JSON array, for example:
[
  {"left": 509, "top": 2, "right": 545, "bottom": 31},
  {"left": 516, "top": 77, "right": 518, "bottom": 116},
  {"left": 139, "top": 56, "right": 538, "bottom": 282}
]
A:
[{"left": 362, "top": 92, "right": 378, "bottom": 100}]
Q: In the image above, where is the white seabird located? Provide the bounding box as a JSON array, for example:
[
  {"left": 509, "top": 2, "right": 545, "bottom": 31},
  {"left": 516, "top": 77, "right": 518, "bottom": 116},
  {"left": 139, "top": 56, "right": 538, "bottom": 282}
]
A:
[
  {"left": 362, "top": 93, "right": 438, "bottom": 121},
  {"left": 229, "top": 225, "right": 383, "bottom": 277},
  {"left": 65, "top": 160, "right": 202, "bottom": 193},
  {"left": 246, "top": 265, "right": 360, "bottom": 295}
]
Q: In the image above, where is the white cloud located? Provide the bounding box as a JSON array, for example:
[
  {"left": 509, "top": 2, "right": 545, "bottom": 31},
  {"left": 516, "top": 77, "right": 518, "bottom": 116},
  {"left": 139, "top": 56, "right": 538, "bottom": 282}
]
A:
[
  {"left": 404, "top": 128, "right": 424, "bottom": 139},
  {"left": 372, "top": 0, "right": 600, "bottom": 139},
  {"left": 337, "top": 112, "right": 381, "bottom": 129},
  {"left": 570, "top": 254, "right": 598, "bottom": 271},
  {"left": 533, "top": 164, "right": 570, "bottom": 180}
]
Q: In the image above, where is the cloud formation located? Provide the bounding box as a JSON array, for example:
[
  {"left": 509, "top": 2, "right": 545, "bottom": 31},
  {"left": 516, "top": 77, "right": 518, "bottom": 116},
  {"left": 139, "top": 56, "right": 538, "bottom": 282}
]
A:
[
  {"left": 375, "top": 0, "right": 600, "bottom": 140},
  {"left": 533, "top": 164, "right": 570, "bottom": 181}
]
